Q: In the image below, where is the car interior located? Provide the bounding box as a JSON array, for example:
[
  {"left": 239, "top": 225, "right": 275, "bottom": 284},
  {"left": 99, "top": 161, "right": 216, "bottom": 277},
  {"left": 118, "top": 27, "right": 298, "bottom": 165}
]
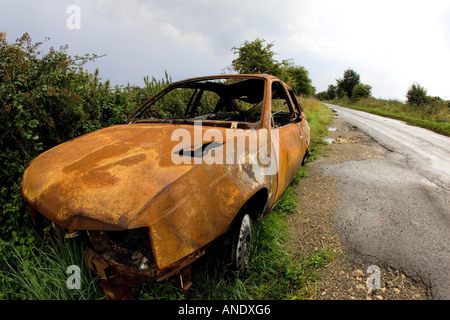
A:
[{"left": 131, "top": 78, "right": 302, "bottom": 129}]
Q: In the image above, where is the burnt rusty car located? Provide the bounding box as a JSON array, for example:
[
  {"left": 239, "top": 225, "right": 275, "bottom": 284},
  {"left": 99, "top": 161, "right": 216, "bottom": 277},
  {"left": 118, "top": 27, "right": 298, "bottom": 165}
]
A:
[{"left": 20, "top": 74, "right": 310, "bottom": 299}]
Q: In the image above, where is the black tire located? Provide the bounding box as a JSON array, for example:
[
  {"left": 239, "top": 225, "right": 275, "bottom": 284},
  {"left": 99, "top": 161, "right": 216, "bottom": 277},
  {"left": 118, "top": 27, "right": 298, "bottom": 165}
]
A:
[
  {"left": 301, "top": 149, "right": 309, "bottom": 166},
  {"left": 230, "top": 213, "right": 252, "bottom": 277}
]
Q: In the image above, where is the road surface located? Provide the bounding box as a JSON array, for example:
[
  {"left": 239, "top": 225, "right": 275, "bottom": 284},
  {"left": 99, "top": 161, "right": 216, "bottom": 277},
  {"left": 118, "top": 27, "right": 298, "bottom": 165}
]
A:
[{"left": 321, "top": 103, "right": 450, "bottom": 299}]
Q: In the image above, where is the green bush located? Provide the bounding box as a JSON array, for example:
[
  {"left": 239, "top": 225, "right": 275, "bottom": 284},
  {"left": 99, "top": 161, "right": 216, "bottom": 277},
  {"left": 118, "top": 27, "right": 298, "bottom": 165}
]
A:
[
  {"left": 352, "top": 84, "right": 372, "bottom": 101},
  {"left": 406, "top": 82, "right": 428, "bottom": 107},
  {"left": 0, "top": 33, "right": 172, "bottom": 253}
]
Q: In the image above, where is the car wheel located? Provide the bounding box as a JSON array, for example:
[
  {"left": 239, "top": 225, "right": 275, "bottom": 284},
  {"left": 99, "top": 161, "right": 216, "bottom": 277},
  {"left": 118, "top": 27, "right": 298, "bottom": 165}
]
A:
[{"left": 230, "top": 213, "right": 252, "bottom": 277}]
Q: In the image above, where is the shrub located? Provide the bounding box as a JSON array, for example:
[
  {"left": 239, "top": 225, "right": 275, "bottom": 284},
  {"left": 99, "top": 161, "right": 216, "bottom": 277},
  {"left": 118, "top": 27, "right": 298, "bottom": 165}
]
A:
[
  {"left": 352, "top": 84, "right": 372, "bottom": 101},
  {"left": 406, "top": 82, "right": 428, "bottom": 107},
  {"left": 0, "top": 33, "right": 162, "bottom": 252}
]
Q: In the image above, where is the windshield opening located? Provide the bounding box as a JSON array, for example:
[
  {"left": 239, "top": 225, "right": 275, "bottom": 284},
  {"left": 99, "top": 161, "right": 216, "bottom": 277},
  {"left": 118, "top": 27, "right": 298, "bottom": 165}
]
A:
[{"left": 129, "top": 77, "right": 265, "bottom": 128}]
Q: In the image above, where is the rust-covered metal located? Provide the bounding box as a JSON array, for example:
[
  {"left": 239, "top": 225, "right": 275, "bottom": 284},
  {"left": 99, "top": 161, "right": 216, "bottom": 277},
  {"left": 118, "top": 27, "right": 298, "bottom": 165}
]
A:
[{"left": 20, "top": 74, "right": 310, "bottom": 299}]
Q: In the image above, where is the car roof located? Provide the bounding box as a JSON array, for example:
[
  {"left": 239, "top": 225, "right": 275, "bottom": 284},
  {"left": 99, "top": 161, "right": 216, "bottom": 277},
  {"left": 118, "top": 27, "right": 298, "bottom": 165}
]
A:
[{"left": 171, "top": 74, "right": 282, "bottom": 85}]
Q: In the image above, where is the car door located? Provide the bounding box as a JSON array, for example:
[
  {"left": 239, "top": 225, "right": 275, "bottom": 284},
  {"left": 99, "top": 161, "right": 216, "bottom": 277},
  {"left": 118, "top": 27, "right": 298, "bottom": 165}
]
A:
[{"left": 270, "top": 80, "right": 305, "bottom": 199}]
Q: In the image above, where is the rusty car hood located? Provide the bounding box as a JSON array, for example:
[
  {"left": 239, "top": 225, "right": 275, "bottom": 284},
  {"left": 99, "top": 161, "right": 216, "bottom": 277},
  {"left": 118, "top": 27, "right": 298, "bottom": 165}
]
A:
[{"left": 21, "top": 123, "right": 226, "bottom": 230}]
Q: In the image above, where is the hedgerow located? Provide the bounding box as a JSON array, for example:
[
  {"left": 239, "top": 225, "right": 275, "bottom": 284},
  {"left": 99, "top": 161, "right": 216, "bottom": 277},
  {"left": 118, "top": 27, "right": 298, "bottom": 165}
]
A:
[{"left": 0, "top": 33, "right": 169, "bottom": 258}]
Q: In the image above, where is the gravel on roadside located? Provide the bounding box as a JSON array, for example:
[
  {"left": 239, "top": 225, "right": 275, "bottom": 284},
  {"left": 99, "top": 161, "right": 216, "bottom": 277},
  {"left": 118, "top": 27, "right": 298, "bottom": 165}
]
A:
[{"left": 286, "top": 117, "right": 430, "bottom": 300}]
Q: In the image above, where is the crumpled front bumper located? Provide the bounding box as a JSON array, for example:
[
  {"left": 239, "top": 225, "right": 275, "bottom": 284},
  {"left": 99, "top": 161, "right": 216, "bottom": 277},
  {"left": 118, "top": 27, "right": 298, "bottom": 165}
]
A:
[
  {"left": 84, "top": 246, "right": 155, "bottom": 300},
  {"left": 83, "top": 229, "right": 206, "bottom": 299}
]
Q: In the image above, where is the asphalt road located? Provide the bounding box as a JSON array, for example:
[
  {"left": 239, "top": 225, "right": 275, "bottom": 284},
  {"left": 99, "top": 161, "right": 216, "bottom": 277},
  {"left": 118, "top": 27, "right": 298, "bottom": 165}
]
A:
[{"left": 321, "top": 103, "right": 450, "bottom": 299}]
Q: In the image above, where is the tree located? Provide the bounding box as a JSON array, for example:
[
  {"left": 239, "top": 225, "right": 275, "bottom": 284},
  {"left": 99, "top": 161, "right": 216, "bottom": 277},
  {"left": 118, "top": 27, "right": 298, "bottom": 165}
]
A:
[
  {"left": 230, "top": 38, "right": 315, "bottom": 96},
  {"left": 314, "top": 91, "right": 328, "bottom": 100},
  {"left": 282, "top": 61, "right": 316, "bottom": 96},
  {"left": 406, "top": 83, "right": 428, "bottom": 107},
  {"left": 352, "top": 84, "right": 372, "bottom": 101},
  {"left": 336, "top": 69, "right": 360, "bottom": 99},
  {"left": 231, "top": 38, "right": 280, "bottom": 75},
  {"left": 326, "top": 84, "right": 337, "bottom": 100},
  {"left": 314, "top": 84, "right": 337, "bottom": 100}
]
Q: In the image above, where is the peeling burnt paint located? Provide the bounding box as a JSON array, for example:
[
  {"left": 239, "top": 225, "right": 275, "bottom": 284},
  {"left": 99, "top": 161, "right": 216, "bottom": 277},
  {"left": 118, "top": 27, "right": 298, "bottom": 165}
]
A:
[{"left": 20, "top": 74, "right": 310, "bottom": 299}]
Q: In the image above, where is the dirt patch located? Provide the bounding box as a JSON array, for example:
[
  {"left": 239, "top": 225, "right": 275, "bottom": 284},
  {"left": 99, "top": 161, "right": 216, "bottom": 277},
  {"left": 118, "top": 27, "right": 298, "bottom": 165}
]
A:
[
  {"left": 287, "top": 165, "right": 340, "bottom": 257},
  {"left": 287, "top": 116, "right": 429, "bottom": 300},
  {"left": 320, "top": 117, "right": 389, "bottom": 164}
]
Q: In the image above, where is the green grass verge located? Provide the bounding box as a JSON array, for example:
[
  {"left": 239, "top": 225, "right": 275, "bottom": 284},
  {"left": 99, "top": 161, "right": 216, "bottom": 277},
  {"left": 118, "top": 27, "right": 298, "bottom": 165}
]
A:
[
  {"left": 331, "top": 98, "right": 450, "bottom": 137},
  {"left": 300, "top": 97, "right": 334, "bottom": 162}
]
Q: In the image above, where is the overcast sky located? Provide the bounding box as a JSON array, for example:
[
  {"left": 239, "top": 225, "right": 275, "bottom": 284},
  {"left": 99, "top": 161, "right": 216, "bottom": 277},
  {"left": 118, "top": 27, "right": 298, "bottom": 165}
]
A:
[{"left": 2, "top": 0, "right": 450, "bottom": 100}]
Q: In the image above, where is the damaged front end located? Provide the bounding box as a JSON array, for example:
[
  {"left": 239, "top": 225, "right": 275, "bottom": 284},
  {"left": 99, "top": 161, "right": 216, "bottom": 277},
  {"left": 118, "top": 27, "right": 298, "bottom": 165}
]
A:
[
  {"left": 83, "top": 227, "right": 203, "bottom": 299},
  {"left": 84, "top": 228, "right": 155, "bottom": 300},
  {"left": 28, "top": 202, "right": 206, "bottom": 299}
]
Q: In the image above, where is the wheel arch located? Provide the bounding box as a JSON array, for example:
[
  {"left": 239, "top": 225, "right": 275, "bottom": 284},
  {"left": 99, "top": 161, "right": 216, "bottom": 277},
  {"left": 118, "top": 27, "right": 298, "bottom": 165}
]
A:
[{"left": 230, "top": 187, "right": 269, "bottom": 229}]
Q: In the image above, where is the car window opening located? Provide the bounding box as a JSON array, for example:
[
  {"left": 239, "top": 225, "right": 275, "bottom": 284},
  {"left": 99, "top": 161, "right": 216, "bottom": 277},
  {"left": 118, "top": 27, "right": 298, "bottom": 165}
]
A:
[
  {"left": 129, "top": 78, "right": 265, "bottom": 129},
  {"left": 271, "top": 81, "right": 301, "bottom": 128}
]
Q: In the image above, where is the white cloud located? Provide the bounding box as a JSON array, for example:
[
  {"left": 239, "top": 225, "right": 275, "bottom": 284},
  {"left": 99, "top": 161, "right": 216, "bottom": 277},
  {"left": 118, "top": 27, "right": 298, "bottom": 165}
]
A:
[
  {"left": 279, "top": 0, "right": 450, "bottom": 99},
  {"left": 1, "top": 0, "right": 449, "bottom": 99}
]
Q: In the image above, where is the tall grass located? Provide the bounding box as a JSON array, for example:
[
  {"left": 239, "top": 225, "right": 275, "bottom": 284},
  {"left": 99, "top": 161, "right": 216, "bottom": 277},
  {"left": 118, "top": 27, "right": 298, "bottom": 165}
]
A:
[
  {"left": 300, "top": 96, "right": 334, "bottom": 161},
  {"left": 0, "top": 230, "right": 104, "bottom": 300}
]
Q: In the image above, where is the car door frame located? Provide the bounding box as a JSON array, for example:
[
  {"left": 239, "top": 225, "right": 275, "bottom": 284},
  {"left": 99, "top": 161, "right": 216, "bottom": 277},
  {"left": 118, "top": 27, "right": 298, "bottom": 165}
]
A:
[{"left": 267, "top": 79, "right": 305, "bottom": 200}]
